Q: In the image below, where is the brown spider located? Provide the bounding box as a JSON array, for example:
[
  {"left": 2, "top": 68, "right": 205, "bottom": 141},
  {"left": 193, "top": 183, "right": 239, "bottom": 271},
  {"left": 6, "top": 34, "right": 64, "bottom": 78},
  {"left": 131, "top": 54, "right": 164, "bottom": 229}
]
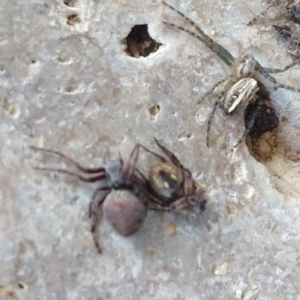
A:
[
  {"left": 31, "top": 144, "right": 152, "bottom": 253},
  {"left": 138, "top": 139, "right": 207, "bottom": 213}
]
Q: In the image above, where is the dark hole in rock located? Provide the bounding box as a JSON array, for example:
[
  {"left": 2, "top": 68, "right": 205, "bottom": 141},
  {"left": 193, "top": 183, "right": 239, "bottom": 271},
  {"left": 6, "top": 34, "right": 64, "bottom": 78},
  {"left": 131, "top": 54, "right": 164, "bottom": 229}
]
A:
[
  {"left": 149, "top": 103, "right": 161, "bottom": 121},
  {"left": 123, "top": 24, "right": 162, "bottom": 58},
  {"left": 245, "top": 100, "right": 278, "bottom": 138},
  {"left": 18, "top": 283, "right": 25, "bottom": 289},
  {"left": 245, "top": 82, "right": 279, "bottom": 162},
  {"left": 63, "top": 0, "right": 78, "bottom": 7},
  {"left": 65, "top": 86, "right": 77, "bottom": 93},
  {"left": 149, "top": 104, "right": 160, "bottom": 116},
  {"left": 67, "top": 14, "right": 81, "bottom": 26}
]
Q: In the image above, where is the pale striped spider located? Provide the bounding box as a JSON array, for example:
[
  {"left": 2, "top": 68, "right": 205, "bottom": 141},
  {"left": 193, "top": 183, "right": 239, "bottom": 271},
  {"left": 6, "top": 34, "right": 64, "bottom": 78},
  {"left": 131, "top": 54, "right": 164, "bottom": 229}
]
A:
[{"left": 162, "top": 1, "right": 300, "bottom": 147}]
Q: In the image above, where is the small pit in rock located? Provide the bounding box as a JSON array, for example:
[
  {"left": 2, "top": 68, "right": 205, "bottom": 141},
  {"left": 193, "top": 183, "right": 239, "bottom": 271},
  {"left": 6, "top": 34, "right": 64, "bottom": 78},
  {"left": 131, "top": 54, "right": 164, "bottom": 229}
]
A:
[
  {"left": 67, "top": 14, "right": 81, "bottom": 26},
  {"left": 123, "top": 24, "right": 162, "bottom": 58},
  {"left": 18, "top": 283, "right": 25, "bottom": 289},
  {"left": 63, "top": 0, "right": 78, "bottom": 7},
  {"left": 149, "top": 104, "right": 161, "bottom": 120}
]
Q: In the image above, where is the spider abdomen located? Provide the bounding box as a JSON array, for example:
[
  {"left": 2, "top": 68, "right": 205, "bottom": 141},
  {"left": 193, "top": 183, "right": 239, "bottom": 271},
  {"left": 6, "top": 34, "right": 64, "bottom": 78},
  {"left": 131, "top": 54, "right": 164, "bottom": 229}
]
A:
[
  {"left": 222, "top": 78, "right": 258, "bottom": 114},
  {"left": 103, "top": 190, "right": 147, "bottom": 236}
]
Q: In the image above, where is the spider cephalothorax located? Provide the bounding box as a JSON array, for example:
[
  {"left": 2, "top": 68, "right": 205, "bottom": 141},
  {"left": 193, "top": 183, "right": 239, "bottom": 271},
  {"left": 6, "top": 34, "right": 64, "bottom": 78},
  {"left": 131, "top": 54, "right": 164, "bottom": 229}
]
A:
[
  {"left": 31, "top": 145, "right": 150, "bottom": 253},
  {"left": 139, "top": 139, "right": 207, "bottom": 213}
]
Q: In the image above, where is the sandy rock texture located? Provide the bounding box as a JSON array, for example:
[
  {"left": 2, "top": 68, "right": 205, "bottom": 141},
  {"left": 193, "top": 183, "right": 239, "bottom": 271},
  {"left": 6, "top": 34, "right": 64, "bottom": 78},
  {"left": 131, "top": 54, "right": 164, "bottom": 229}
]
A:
[{"left": 1, "top": 0, "right": 300, "bottom": 299}]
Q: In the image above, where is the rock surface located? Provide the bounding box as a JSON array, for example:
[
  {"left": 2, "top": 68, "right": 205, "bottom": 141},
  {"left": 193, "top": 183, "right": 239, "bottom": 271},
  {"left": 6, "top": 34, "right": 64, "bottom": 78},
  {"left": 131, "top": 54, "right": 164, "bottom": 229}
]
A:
[{"left": 1, "top": 0, "right": 300, "bottom": 299}]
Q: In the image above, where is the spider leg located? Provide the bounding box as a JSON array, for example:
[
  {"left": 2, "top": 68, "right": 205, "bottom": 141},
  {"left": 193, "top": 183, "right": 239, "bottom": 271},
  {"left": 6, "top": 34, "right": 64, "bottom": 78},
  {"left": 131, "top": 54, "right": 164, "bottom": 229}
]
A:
[
  {"left": 163, "top": 21, "right": 234, "bottom": 67},
  {"left": 198, "top": 76, "right": 231, "bottom": 104},
  {"left": 206, "top": 100, "right": 219, "bottom": 147},
  {"left": 33, "top": 167, "right": 106, "bottom": 183},
  {"left": 117, "top": 151, "right": 124, "bottom": 166},
  {"left": 154, "top": 138, "right": 184, "bottom": 169},
  {"left": 234, "top": 97, "right": 263, "bottom": 148},
  {"left": 91, "top": 214, "right": 102, "bottom": 254},
  {"left": 255, "top": 62, "right": 300, "bottom": 92},
  {"left": 121, "top": 144, "right": 140, "bottom": 184},
  {"left": 91, "top": 186, "right": 111, "bottom": 201},
  {"left": 205, "top": 75, "right": 236, "bottom": 147},
  {"left": 139, "top": 143, "right": 168, "bottom": 163},
  {"left": 247, "top": 0, "right": 277, "bottom": 26},
  {"left": 134, "top": 168, "right": 176, "bottom": 206},
  {"left": 30, "top": 146, "right": 105, "bottom": 174},
  {"left": 89, "top": 187, "right": 110, "bottom": 219},
  {"left": 133, "top": 168, "right": 157, "bottom": 196},
  {"left": 172, "top": 196, "right": 194, "bottom": 212},
  {"left": 148, "top": 203, "right": 175, "bottom": 211},
  {"left": 153, "top": 138, "right": 193, "bottom": 184},
  {"left": 162, "top": 1, "right": 235, "bottom": 67},
  {"left": 134, "top": 167, "right": 148, "bottom": 183},
  {"left": 90, "top": 213, "right": 102, "bottom": 253},
  {"left": 89, "top": 187, "right": 111, "bottom": 253},
  {"left": 262, "top": 60, "right": 299, "bottom": 74}
]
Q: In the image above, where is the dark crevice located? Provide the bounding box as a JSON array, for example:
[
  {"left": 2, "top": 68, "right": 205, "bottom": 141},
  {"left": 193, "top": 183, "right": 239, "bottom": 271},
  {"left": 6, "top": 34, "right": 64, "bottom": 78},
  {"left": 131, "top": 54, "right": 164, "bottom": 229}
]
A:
[
  {"left": 123, "top": 24, "right": 162, "bottom": 58},
  {"left": 245, "top": 82, "right": 279, "bottom": 161},
  {"left": 67, "top": 14, "right": 81, "bottom": 26},
  {"left": 63, "top": 0, "right": 78, "bottom": 7}
]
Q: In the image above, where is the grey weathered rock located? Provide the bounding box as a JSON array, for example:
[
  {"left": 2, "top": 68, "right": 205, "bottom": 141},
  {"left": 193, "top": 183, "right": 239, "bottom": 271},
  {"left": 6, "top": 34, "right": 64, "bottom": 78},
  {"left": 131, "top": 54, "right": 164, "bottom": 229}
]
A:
[{"left": 1, "top": 1, "right": 300, "bottom": 299}]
